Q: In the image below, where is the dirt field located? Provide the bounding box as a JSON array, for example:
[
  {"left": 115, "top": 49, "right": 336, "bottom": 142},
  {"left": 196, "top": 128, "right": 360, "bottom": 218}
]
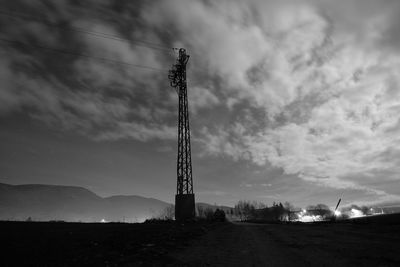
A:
[
  {"left": 172, "top": 222, "right": 400, "bottom": 266},
  {"left": 1, "top": 218, "right": 400, "bottom": 266},
  {"left": 0, "top": 220, "right": 219, "bottom": 266}
]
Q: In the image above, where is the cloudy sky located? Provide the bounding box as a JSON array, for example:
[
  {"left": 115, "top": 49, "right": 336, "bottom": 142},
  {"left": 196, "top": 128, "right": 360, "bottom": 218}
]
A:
[{"left": 1, "top": 0, "right": 400, "bottom": 208}]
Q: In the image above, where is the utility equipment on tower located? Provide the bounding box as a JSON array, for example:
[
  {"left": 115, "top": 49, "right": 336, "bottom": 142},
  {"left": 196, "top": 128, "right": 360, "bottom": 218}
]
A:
[{"left": 168, "top": 48, "right": 195, "bottom": 221}]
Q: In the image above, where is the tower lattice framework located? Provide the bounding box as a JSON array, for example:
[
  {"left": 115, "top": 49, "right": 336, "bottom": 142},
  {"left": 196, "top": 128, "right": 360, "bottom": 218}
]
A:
[{"left": 168, "top": 48, "right": 195, "bottom": 220}]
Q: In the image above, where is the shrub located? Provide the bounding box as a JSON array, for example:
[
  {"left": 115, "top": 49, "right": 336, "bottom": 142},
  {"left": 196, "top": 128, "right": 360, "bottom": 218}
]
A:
[
  {"left": 213, "top": 209, "right": 226, "bottom": 222},
  {"left": 204, "top": 208, "right": 215, "bottom": 221}
]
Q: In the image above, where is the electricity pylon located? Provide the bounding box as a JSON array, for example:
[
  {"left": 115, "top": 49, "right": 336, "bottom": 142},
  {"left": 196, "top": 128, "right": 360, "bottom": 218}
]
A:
[{"left": 168, "top": 48, "right": 195, "bottom": 220}]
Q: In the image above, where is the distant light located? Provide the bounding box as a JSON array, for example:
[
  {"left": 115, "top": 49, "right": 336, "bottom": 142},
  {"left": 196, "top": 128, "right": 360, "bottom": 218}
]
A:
[
  {"left": 298, "top": 215, "right": 322, "bottom": 222},
  {"left": 350, "top": 209, "right": 364, "bottom": 218},
  {"left": 100, "top": 219, "right": 107, "bottom": 223},
  {"left": 334, "top": 210, "right": 341, "bottom": 216}
]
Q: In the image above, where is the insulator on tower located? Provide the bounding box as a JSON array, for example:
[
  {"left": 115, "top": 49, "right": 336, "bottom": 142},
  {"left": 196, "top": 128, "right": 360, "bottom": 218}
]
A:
[{"left": 168, "top": 48, "right": 195, "bottom": 221}]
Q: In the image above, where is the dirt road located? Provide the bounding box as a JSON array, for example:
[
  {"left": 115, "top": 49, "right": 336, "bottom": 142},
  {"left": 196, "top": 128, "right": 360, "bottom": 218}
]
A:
[{"left": 170, "top": 222, "right": 400, "bottom": 266}]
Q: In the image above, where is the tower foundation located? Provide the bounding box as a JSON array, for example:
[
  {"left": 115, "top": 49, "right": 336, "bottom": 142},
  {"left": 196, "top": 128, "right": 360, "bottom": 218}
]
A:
[{"left": 175, "top": 194, "right": 195, "bottom": 221}]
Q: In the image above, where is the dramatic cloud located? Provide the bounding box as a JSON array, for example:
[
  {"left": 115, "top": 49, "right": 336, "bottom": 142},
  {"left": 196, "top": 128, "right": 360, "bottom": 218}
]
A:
[
  {"left": 150, "top": 0, "right": 400, "bottom": 203},
  {"left": 2, "top": 0, "right": 400, "bottom": 205},
  {"left": 0, "top": 0, "right": 177, "bottom": 141}
]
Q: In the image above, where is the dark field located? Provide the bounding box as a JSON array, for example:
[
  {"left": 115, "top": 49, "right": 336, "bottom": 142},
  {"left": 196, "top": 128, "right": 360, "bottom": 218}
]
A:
[
  {"left": 0, "top": 220, "right": 218, "bottom": 266},
  {"left": 1, "top": 215, "right": 400, "bottom": 266}
]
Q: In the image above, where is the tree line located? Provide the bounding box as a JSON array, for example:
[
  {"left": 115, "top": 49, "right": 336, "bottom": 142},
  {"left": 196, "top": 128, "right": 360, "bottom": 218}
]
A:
[{"left": 157, "top": 201, "right": 374, "bottom": 222}]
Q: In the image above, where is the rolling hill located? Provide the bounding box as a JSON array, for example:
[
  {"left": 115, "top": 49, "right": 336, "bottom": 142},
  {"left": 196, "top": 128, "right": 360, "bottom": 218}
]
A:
[{"left": 0, "top": 183, "right": 171, "bottom": 222}]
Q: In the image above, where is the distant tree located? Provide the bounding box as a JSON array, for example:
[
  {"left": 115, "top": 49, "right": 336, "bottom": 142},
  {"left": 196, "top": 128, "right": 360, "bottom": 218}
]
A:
[
  {"left": 233, "top": 200, "right": 295, "bottom": 222},
  {"left": 204, "top": 208, "right": 214, "bottom": 221},
  {"left": 235, "top": 200, "right": 262, "bottom": 221},
  {"left": 252, "top": 201, "right": 266, "bottom": 209},
  {"left": 213, "top": 209, "right": 226, "bottom": 222},
  {"left": 196, "top": 205, "right": 205, "bottom": 218},
  {"left": 306, "top": 204, "right": 333, "bottom": 219},
  {"left": 283, "top": 201, "right": 299, "bottom": 221},
  {"left": 284, "top": 202, "right": 296, "bottom": 221},
  {"left": 236, "top": 201, "right": 245, "bottom": 220},
  {"left": 306, "top": 205, "right": 316, "bottom": 211},
  {"left": 315, "top": 204, "right": 333, "bottom": 218},
  {"left": 361, "top": 206, "right": 370, "bottom": 215}
]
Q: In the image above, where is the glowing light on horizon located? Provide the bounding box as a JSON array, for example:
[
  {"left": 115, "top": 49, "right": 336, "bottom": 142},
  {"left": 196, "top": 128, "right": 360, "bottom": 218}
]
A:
[
  {"left": 298, "top": 215, "right": 323, "bottom": 222},
  {"left": 349, "top": 209, "right": 364, "bottom": 218},
  {"left": 294, "top": 209, "right": 324, "bottom": 222}
]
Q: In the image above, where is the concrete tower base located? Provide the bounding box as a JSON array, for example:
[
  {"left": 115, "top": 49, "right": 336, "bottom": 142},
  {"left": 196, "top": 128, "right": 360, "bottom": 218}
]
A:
[{"left": 175, "top": 194, "right": 195, "bottom": 221}]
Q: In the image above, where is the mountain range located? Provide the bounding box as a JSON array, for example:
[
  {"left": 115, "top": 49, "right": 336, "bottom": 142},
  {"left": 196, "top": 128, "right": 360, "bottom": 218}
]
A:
[{"left": 0, "top": 183, "right": 171, "bottom": 222}]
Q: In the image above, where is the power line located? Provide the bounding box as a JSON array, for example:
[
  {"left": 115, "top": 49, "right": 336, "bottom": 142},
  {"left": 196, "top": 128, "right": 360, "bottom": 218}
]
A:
[
  {"left": 0, "top": 9, "right": 171, "bottom": 51},
  {"left": 0, "top": 37, "right": 168, "bottom": 72},
  {"left": 0, "top": 9, "right": 173, "bottom": 53}
]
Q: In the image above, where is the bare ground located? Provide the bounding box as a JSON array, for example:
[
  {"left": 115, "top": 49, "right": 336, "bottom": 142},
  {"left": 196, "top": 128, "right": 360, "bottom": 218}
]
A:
[
  {"left": 1, "top": 220, "right": 400, "bottom": 266},
  {"left": 170, "top": 222, "right": 400, "bottom": 266}
]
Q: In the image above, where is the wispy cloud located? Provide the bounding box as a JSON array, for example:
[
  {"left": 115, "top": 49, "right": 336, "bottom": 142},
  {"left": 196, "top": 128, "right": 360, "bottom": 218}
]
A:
[
  {"left": 157, "top": 0, "right": 400, "bottom": 203},
  {"left": 0, "top": 0, "right": 176, "bottom": 141},
  {"left": 2, "top": 0, "right": 400, "bottom": 205}
]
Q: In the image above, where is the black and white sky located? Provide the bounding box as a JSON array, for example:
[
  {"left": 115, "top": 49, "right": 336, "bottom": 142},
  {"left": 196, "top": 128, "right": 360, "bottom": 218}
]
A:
[{"left": 1, "top": 0, "right": 400, "bottom": 208}]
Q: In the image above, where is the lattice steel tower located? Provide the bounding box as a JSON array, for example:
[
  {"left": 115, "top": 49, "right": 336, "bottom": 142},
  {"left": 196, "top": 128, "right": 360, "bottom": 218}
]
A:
[{"left": 168, "top": 48, "right": 195, "bottom": 220}]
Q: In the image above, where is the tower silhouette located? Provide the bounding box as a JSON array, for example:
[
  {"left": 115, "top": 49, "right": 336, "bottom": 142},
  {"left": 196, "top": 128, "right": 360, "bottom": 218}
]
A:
[{"left": 168, "top": 48, "right": 195, "bottom": 220}]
